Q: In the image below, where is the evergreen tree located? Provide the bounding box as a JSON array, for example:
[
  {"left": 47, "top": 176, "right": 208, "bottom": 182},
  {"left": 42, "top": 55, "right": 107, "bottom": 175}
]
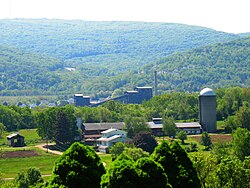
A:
[{"left": 54, "top": 108, "right": 71, "bottom": 145}]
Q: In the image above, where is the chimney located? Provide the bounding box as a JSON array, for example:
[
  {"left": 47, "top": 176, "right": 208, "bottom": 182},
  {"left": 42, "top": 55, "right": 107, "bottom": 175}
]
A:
[{"left": 154, "top": 70, "right": 158, "bottom": 96}]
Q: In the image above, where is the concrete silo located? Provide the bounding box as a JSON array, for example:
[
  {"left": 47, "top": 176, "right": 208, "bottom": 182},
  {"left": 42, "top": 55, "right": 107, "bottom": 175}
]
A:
[{"left": 199, "top": 88, "right": 217, "bottom": 133}]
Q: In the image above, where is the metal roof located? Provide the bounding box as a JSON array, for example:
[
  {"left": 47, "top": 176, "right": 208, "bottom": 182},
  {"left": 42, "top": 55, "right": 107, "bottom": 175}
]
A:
[
  {"left": 175, "top": 122, "right": 202, "bottom": 128},
  {"left": 101, "top": 128, "right": 118, "bottom": 134},
  {"left": 97, "top": 135, "right": 122, "bottom": 142},
  {"left": 200, "top": 88, "right": 215, "bottom": 96},
  {"left": 83, "top": 122, "right": 125, "bottom": 131},
  {"left": 6, "top": 132, "right": 24, "bottom": 139}
]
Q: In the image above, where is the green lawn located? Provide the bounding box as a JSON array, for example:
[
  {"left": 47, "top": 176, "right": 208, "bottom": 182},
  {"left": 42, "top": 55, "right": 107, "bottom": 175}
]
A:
[
  {"left": 99, "top": 153, "right": 112, "bottom": 170},
  {"left": 0, "top": 129, "right": 44, "bottom": 147},
  {"left": 0, "top": 149, "right": 59, "bottom": 178}
]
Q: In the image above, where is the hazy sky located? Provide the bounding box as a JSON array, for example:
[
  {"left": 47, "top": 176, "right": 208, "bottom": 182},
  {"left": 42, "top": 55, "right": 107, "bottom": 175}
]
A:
[{"left": 0, "top": 0, "right": 249, "bottom": 33}]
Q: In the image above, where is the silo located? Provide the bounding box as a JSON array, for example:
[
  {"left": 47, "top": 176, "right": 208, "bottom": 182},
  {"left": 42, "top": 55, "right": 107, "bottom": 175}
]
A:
[{"left": 199, "top": 88, "right": 217, "bottom": 133}]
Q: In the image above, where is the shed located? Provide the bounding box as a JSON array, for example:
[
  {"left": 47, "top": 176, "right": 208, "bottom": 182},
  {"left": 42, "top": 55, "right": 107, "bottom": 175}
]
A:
[{"left": 6, "top": 132, "right": 25, "bottom": 147}]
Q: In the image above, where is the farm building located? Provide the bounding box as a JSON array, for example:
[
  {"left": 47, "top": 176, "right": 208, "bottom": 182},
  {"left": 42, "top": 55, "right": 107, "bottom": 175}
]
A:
[
  {"left": 83, "top": 122, "right": 125, "bottom": 145},
  {"left": 146, "top": 118, "right": 202, "bottom": 135},
  {"left": 199, "top": 88, "right": 217, "bottom": 133},
  {"left": 6, "top": 132, "right": 25, "bottom": 147},
  {"left": 97, "top": 128, "right": 130, "bottom": 153}
]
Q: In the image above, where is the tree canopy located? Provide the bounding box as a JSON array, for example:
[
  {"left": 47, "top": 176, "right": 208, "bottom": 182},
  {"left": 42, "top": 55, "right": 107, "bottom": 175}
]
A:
[
  {"left": 152, "top": 141, "right": 201, "bottom": 188},
  {"left": 50, "top": 142, "right": 105, "bottom": 188}
]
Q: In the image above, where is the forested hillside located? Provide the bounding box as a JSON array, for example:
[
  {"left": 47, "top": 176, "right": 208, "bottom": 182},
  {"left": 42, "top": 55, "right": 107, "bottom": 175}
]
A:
[
  {"left": 144, "top": 36, "right": 250, "bottom": 93},
  {"left": 0, "top": 19, "right": 249, "bottom": 97},
  {"left": 0, "top": 19, "right": 239, "bottom": 72}
]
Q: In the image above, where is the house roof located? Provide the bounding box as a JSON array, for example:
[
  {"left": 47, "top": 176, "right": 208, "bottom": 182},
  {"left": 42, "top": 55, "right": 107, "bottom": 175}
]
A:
[
  {"left": 83, "top": 122, "right": 125, "bottom": 131},
  {"left": 135, "top": 86, "right": 152, "bottom": 89},
  {"left": 146, "top": 122, "right": 163, "bottom": 129},
  {"left": 97, "top": 135, "right": 122, "bottom": 142},
  {"left": 175, "top": 122, "right": 202, "bottom": 128},
  {"left": 7, "top": 132, "right": 24, "bottom": 139},
  {"left": 146, "top": 121, "right": 202, "bottom": 129},
  {"left": 101, "top": 128, "right": 117, "bottom": 134}
]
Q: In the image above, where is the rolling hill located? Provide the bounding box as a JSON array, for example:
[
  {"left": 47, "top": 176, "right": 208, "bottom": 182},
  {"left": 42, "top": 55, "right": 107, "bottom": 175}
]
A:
[
  {"left": 0, "top": 19, "right": 249, "bottom": 97},
  {"left": 0, "top": 19, "right": 240, "bottom": 74}
]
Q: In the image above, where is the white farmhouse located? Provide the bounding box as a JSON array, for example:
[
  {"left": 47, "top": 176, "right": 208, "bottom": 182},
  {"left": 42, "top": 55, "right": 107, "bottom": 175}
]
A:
[{"left": 97, "top": 128, "right": 130, "bottom": 153}]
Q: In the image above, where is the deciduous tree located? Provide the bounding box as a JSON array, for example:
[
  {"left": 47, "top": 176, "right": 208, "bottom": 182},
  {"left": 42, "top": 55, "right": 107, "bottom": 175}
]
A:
[
  {"left": 232, "top": 128, "right": 250, "bottom": 160},
  {"left": 50, "top": 142, "right": 105, "bottom": 188},
  {"left": 124, "top": 116, "right": 150, "bottom": 138},
  {"left": 152, "top": 141, "right": 201, "bottom": 188},
  {"left": 133, "top": 131, "right": 158, "bottom": 153},
  {"left": 162, "top": 116, "right": 176, "bottom": 138},
  {"left": 200, "top": 132, "right": 212, "bottom": 150},
  {"left": 177, "top": 130, "right": 187, "bottom": 144}
]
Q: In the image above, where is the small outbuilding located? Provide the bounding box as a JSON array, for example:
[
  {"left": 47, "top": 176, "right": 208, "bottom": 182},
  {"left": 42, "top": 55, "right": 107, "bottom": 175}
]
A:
[{"left": 6, "top": 132, "right": 25, "bottom": 147}]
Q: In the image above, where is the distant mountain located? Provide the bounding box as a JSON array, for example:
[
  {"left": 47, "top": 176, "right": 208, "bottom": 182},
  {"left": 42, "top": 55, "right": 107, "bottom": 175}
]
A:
[
  {"left": 0, "top": 19, "right": 248, "bottom": 97},
  {"left": 0, "top": 19, "right": 240, "bottom": 74},
  {"left": 239, "top": 33, "right": 250, "bottom": 37}
]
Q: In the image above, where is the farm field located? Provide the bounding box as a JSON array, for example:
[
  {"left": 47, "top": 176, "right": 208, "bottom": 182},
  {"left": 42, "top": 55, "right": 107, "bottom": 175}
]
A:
[
  {"left": 189, "top": 133, "right": 232, "bottom": 144},
  {"left": 0, "top": 128, "right": 231, "bottom": 181},
  {"left": 0, "top": 129, "right": 44, "bottom": 147},
  {"left": 0, "top": 148, "right": 59, "bottom": 179}
]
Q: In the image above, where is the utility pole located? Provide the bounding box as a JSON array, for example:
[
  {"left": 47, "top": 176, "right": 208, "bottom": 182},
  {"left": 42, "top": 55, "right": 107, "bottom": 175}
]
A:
[{"left": 46, "top": 127, "right": 48, "bottom": 153}]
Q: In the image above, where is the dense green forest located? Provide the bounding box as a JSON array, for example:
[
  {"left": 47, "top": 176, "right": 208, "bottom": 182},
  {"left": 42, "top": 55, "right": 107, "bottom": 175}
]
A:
[
  {"left": 0, "top": 19, "right": 249, "bottom": 97},
  {"left": 0, "top": 19, "right": 239, "bottom": 68}
]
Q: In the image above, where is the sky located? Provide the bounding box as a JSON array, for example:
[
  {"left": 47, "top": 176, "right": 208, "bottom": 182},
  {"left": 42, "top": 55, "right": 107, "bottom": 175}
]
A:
[{"left": 0, "top": 0, "right": 249, "bottom": 34}]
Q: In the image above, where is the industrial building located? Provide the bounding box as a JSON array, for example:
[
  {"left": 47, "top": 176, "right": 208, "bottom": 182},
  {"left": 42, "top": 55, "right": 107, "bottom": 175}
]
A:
[
  {"left": 74, "top": 86, "right": 153, "bottom": 107},
  {"left": 74, "top": 94, "right": 90, "bottom": 107}
]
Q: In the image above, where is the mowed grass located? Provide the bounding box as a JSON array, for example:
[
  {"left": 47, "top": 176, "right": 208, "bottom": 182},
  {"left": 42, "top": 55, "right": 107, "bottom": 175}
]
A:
[
  {"left": 0, "top": 149, "right": 59, "bottom": 178},
  {"left": 0, "top": 129, "right": 45, "bottom": 147},
  {"left": 98, "top": 153, "right": 112, "bottom": 170}
]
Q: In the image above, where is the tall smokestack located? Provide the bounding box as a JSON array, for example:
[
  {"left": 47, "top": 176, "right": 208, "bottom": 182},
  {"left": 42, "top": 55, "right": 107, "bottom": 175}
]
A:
[{"left": 154, "top": 70, "right": 158, "bottom": 96}]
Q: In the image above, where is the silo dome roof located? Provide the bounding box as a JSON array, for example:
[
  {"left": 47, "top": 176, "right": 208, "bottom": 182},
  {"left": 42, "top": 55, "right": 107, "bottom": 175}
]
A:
[{"left": 200, "top": 88, "right": 215, "bottom": 96}]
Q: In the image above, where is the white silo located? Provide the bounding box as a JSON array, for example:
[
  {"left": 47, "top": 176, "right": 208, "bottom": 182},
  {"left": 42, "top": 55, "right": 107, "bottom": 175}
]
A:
[{"left": 199, "top": 88, "right": 217, "bottom": 133}]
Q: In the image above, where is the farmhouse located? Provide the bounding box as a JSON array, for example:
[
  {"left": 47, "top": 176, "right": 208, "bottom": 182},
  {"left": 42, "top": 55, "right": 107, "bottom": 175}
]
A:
[
  {"left": 96, "top": 128, "right": 130, "bottom": 153},
  {"left": 6, "top": 132, "right": 25, "bottom": 147},
  {"left": 83, "top": 122, "right": 125, "bottom": 145}
]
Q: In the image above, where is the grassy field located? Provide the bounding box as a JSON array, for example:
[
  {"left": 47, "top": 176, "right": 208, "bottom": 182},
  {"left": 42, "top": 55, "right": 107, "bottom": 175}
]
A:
[
  {"left": 0, "top": 128, "right": 231, "bottom": 181},
  {"left": 0, "top": 129, "right": 44, "bottom": 147},
  {"left": 0, "top": 148, "right": 59, "bottom": 178},
  {"left": 157, "top": 133, "right": 232, "bottom": 152},
  {"left": 99, "top": 153, "right": 112, "bottom": 169}
]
